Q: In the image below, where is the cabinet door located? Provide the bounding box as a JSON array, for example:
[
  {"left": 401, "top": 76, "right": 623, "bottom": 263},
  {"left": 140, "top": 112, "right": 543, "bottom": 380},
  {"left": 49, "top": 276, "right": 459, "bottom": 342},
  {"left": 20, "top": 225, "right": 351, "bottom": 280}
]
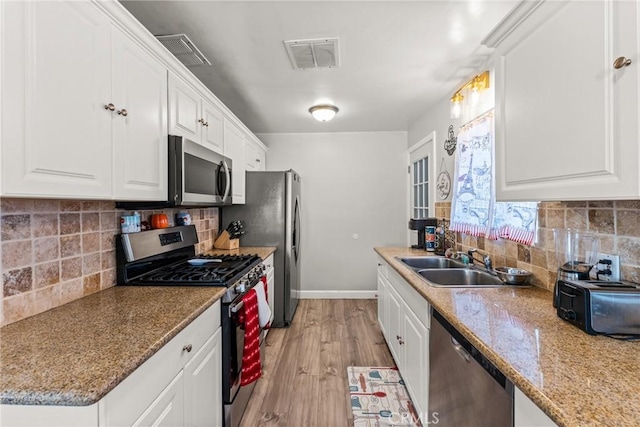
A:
[
  {"left": 112, "top": 29, "right": 168, "bottom": 200},
  {"left": 403, "top": 305, "right": 429, "bottom": 417},
  {"left": 201, "top": 100, "right": 224, "bottom": 155},
  {"left": 184, "top": 328, "right": 222, "bottom": 427},
  {"left": 514, "top": 387, "right": 556, "bottom": 427},
  {"left": 1, "top": 1, "right": 112, "bottom": 198},
  {"left": 386, "top": 285, "right": 403, "bottom": 369},
  {"left": 492, "top": 0, "right": 639, "bottom": 200},
  {"left": 132, "top": 371, "right": 185, "bottom": 427},
  {"left": 169, "top": 73, "right": 201, "bottom": 142},
  {"left": 377, "top": 272, "right": 389, "bottom": 338},
  {"left": 223, "top": 120, "right": 246, "bottom": 204}
]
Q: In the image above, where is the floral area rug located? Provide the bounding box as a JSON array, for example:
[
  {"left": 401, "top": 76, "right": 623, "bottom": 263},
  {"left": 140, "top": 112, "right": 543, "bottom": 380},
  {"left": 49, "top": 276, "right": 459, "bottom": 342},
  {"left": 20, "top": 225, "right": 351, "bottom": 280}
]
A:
[{"left": 347, "top": 366, "right": 422, "bottom": 427}]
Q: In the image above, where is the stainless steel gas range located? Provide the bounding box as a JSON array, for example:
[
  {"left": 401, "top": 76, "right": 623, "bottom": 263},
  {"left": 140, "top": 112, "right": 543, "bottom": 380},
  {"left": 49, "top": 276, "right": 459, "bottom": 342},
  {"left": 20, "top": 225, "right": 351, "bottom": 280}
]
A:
[{"left": 116, "top": 225, "right": 266, "bottom": 427}]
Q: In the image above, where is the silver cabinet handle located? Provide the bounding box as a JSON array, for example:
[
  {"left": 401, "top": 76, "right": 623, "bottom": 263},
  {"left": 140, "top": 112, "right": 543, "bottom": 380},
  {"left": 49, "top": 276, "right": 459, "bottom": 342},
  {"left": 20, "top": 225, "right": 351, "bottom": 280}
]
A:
[
  {"left": 256, "top": 159, "right": 261, "bottom": 163},
  {"left": 104, "top": 103, "right": 115, "bottom": 111},
  {"left": 117, "top": 108, "right": 128, "bottom": 117},
  {"left": 204, "top": 122, "right": 209, "bottom": 127},
  {"left": 198, "top": 118, "right": 205, "bottom": 124},
  {"left": 398, "top": 338, "right": 405, "bottom": 345},
  {"left": 183, "top": 344, "right": 193, "bottom": 353},
  {"left": 613, "top": 56, "right": 632, "bottom": 69}
]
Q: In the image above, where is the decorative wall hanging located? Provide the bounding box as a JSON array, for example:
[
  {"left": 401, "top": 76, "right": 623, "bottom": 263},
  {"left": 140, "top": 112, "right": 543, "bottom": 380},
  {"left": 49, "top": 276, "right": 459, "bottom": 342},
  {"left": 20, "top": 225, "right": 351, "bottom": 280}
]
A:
[
  {"left": 449, "top": 109, "right": 538, "bottom": 245},
  {"left": 444, "top": 125, "right": 457, "bottom": 156},
  {"left": 436, "top": 158, "right": 451, "bottom": 200}
]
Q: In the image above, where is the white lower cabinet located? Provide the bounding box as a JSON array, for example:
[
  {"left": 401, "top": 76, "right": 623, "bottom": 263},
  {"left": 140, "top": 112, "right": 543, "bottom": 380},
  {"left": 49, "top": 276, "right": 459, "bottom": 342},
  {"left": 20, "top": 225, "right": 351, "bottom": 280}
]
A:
[
  {"left": 184, "top": 329, "right": 222, "bottom": 427},
  {"left": 101, "top": 301, "right": 222, "bottom": 427},
  {"left": 514, "top": 387, "right": 557, "bottom": 427},
  {"left": 130, "top": 371, "right": 185, "bottom": 427},
  {"left": 376, "top": 257, "right": 429, "bottom": 420},
  {"left": 0, "top": 302, "right": 222, "bottom": 427}
]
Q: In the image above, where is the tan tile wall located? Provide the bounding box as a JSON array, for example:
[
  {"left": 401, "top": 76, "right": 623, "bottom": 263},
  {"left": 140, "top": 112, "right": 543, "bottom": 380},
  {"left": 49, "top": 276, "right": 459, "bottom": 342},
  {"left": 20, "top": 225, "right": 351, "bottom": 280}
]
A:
[
  {"left": 435, "top": 201, "right": 640, "bottom": 290},
  {"left": 1, "top": 198, "right": 219, "bottom": 326}
]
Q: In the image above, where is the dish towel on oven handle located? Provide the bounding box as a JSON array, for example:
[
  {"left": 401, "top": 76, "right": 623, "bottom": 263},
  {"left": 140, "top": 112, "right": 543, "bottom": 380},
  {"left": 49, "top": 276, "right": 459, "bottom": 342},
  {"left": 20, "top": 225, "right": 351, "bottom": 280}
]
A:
[
  {"left": 239, "top": 289, "right": 261, "bottom": 386},
  {"left": 256, "top": 276, "right": 271, "bottom": 329}
]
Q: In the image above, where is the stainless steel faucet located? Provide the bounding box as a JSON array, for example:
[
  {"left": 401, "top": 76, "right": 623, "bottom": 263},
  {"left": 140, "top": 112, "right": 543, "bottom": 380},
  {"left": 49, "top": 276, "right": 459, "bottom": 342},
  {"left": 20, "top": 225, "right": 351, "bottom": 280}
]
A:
[{"left": 467, "top": 249, "right": 493, "bottom": 272}]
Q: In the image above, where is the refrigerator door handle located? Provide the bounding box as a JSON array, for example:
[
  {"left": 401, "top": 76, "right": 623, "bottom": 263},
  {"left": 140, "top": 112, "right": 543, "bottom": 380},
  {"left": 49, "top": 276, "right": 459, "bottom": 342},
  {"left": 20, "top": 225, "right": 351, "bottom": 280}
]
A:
[{"left": 293, "top": 195, "right": 301, "bottom": 262}]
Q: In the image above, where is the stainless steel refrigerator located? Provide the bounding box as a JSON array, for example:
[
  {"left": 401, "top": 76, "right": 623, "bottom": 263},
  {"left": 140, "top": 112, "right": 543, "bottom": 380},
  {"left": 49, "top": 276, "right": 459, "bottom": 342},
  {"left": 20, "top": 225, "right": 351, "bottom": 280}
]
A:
[{"left": 222, "top": 170, "right": 301, "bottom": 327}]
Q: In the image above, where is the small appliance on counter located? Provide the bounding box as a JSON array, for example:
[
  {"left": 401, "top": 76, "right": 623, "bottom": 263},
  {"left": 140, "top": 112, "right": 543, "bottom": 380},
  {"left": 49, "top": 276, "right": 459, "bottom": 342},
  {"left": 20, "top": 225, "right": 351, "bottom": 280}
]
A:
[
  {"left": 552, "top": 228, "right": 599, "bottom": 307},
  {"left": 408, "top": 218, "right": 438, "bottom": 250},
  {"left": 557, "top": 279, "right": 640, "bottom": 337}
]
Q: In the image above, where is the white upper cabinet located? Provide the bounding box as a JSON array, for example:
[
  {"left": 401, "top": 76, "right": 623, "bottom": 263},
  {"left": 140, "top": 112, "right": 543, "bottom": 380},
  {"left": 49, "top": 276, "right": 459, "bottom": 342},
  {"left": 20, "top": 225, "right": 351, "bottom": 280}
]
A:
[
  {"left": 1, "top": 1, "right": 168, "bottom": 201},
  {"left": 112, "top": 29, "right": 168, "bottom": 201},
  {"left": 223, "top": 119, "right": 247, "bottom": 204},
  {"left": 168, "top": 73, "right": 224, "bottom": 155},
  {"left": 486, "top": 0, "right": 639, "bottom": 201},
  {"left": 245, "top": 139, "right": 267, "bottom": 171},
  {"left": 1, "top": 1, "right": 113, "bottom": 199}
]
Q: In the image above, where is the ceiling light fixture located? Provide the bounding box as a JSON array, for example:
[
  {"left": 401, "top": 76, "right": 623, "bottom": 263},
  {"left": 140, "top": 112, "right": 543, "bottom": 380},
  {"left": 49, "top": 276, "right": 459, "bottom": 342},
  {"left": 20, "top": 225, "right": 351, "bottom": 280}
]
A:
[
  {"left": 450, "top": 92, "right": 464, "bottom": 119},
  {"left": 309, "top": 104, "right": 339, "bottom": 122}
]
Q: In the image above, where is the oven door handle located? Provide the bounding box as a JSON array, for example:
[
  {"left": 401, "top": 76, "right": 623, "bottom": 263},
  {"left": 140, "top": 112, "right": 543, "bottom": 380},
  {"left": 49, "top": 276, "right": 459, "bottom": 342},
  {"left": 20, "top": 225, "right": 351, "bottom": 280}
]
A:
[{"left": 230, "top": 300, "right": 244, "bottom": 313}]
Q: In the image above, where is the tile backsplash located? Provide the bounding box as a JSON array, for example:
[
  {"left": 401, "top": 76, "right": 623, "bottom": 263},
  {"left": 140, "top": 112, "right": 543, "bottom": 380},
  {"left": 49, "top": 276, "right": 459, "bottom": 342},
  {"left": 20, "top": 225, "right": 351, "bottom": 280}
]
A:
[
  {"left": 436, "top": 201, "right": 640, "bottom": 290},
  {"left": 1, "top": 198, "right": 219, "bottom": 326}
]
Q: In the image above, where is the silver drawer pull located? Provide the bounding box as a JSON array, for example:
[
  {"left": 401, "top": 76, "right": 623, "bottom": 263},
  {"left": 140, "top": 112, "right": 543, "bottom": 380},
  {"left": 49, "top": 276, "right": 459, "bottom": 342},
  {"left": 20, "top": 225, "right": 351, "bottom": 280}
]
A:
[{"left": 183, "top": 344, "right": 193, "bottom": 353}]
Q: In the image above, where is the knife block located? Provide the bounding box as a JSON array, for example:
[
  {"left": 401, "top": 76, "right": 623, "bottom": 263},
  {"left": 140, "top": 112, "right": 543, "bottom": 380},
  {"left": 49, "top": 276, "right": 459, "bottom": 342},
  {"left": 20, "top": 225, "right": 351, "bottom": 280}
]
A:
[{"left": 214, "top": 230, "right": 239, "bottom": 250}]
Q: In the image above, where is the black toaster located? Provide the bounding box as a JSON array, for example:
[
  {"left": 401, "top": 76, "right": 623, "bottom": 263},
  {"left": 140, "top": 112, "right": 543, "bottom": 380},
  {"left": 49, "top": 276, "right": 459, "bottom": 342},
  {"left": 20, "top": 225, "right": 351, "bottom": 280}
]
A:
[{"left": 557, "top": 279, "right": 640, "bottom": 336}]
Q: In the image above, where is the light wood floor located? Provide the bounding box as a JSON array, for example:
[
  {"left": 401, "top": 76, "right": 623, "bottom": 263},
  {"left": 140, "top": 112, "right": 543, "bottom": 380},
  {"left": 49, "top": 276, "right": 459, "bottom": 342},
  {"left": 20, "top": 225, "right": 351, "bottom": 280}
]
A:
[{"left": 239, "top": 299, "right": 394, "bottom": 427}]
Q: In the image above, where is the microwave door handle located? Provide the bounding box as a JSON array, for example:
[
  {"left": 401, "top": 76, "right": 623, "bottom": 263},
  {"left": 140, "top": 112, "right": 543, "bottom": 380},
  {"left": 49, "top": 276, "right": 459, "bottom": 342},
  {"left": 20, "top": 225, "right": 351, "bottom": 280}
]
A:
[{"left": 222, "top": 160, "right": 231, "bottom": 202}]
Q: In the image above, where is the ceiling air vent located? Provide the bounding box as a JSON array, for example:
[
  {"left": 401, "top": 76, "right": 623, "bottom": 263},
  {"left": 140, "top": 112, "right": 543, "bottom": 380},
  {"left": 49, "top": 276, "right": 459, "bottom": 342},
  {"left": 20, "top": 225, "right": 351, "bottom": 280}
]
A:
[
  {"left": 156, "top": 34, "right": 211, "bottom": 67},
  {"left": 283, "top": 38, "right": 340, "bottom": 70}
]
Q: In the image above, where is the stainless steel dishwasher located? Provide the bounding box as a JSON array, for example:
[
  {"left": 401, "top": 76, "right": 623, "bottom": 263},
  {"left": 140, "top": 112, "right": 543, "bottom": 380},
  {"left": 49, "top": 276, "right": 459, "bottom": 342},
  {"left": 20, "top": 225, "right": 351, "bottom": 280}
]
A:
[{"left": 428, "top": 309, "right": 513, "bottom": 426}]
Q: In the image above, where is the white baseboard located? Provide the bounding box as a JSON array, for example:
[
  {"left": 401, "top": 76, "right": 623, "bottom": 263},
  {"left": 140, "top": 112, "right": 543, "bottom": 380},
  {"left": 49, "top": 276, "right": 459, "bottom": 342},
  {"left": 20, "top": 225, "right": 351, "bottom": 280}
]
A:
[{"left": 299, "top": 290, "right": 377, "bottom": 299}]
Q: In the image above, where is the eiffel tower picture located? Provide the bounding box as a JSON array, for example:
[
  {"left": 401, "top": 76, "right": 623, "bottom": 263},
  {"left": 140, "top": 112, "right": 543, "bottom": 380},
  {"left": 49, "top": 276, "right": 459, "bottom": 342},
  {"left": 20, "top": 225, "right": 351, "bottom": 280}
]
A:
[{"left": 458, "top": 152, "right": 475, "bottom": 201}]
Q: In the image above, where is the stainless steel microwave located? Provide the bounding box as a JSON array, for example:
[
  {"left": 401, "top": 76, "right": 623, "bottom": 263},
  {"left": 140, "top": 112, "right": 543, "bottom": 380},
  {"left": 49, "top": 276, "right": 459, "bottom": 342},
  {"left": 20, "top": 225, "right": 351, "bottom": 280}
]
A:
[
  {"left": 169, "top": 135, "right": 232, "bottom": 206},
  {"left": 115, "top": 135, "right": 232, "bottom": 210}
]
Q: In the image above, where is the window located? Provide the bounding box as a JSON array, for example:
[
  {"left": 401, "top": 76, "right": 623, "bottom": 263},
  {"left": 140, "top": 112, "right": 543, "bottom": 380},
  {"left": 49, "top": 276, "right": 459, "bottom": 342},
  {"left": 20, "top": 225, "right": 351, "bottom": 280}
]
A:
[
  {"left": 408, "top": 131, "right": 436, "bottom": 223},
  {"left": 412, "top": 156, "right": 430, "bottom": 218}
]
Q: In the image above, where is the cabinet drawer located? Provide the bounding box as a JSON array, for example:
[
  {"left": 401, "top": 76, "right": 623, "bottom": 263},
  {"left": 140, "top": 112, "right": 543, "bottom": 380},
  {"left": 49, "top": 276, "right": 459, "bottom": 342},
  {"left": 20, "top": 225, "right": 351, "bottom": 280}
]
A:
[
  {"left": 388, "top": 268, "right": 430, "bottom": 328},
  {"left": 263, "top": 254, "right": 274, "bottom": 273},
  {"left": 376, "top": 256, "right": 389, "bottom": 279}
]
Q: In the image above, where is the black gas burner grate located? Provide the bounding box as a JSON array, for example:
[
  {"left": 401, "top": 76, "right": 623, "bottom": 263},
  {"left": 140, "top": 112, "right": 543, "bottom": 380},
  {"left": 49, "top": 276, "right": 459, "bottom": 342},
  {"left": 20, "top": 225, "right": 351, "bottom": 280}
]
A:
[{"left": 135, "top": 254, "right": 261, "bottom": 286}]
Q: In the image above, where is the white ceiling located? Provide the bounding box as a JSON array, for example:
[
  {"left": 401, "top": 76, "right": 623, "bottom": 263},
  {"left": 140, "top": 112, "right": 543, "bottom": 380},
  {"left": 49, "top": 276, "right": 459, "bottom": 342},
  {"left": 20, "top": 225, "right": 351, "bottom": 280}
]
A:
[{"left": 121, "top": 1, "right": 516, "bottom": 134}]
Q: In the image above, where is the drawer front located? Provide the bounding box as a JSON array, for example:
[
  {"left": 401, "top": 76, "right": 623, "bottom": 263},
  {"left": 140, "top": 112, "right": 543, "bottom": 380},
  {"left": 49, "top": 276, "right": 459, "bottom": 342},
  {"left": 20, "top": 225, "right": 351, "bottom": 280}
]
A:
[{"left": 389, "top": 268, "right": 430, "bottom": 328}]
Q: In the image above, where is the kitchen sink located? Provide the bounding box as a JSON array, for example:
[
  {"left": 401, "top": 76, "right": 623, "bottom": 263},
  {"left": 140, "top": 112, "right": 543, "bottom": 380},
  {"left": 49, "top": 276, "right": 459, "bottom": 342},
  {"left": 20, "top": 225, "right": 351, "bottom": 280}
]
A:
[
  {"left": 397, "top": 256, "right": 466, "bottom": 270},
  {"left": 416, "top": 269, "right": 505, "bottom": 288}
]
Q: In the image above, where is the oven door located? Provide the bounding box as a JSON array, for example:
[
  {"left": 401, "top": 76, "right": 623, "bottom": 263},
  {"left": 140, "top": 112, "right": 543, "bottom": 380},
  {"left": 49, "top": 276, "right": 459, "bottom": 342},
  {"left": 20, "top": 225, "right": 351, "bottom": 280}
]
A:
[
  {"left": 169, "top": 136, "right": 232, "bottom": 206},
  {"left": 225, "top": 282, "right": 265, "bottom": 403}
]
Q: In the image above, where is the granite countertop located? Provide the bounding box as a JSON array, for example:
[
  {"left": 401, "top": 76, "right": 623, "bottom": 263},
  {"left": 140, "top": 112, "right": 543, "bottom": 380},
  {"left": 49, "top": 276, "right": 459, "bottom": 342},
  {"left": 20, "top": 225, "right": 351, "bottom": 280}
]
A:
[
  {"left": 0, "top": 247, "right": 276, "bottom": 406},
  {"left": 375, "top": 247, "right": 640, "bottom": 427}
]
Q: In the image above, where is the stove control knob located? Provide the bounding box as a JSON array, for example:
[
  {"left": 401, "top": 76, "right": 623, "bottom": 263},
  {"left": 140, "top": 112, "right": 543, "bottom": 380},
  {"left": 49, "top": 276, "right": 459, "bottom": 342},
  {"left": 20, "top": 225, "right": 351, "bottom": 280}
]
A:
[{"left": 237, "top": 280, "right": 247, "bottom": 293}]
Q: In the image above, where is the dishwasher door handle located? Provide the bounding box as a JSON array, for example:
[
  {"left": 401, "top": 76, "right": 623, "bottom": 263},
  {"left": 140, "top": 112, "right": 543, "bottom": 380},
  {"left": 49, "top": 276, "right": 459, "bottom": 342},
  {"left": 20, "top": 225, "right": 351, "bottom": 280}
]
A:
[{"left": 450, "top": 336, "right": 472, "bottom": 363}]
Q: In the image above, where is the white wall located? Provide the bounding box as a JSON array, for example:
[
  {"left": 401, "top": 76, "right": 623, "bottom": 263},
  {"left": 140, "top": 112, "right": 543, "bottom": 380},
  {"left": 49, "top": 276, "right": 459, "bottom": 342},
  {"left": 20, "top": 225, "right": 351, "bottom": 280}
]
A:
[{"left": 256, "top": 131, "right": 408, "bottom": 297}]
